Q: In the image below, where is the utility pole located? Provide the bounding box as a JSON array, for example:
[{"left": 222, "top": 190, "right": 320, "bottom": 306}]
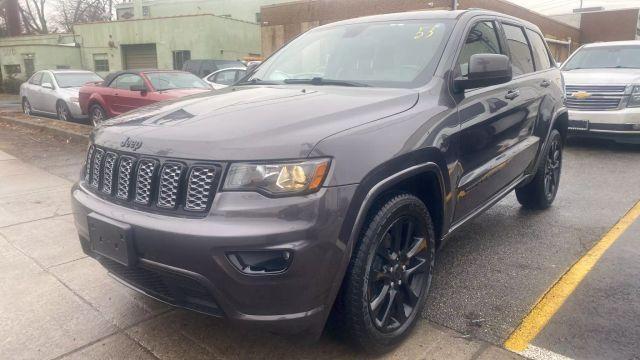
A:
[
  {"left": 580, "top": 0, "right": 584, "bottom": 9},
  {"left": 453, "top": 0, "right": 458, "bottom": 10}
]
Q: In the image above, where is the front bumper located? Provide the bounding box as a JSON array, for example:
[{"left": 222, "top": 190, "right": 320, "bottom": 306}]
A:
[
  {"left": 567, "top": 108, "right": 640, "bottom": 143},
  {"left": 71, "top": 183, "right": 358, "bottom": 336}
]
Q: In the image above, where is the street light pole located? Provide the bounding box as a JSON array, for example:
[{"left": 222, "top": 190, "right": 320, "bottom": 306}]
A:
[{"left": 453, "top": 0, "right": 458, "bottom": 10}]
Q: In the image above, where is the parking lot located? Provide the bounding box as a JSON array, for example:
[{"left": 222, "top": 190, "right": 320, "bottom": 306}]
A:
[{"left": 1, "top": 104, "right": 639, "bottom": 359}]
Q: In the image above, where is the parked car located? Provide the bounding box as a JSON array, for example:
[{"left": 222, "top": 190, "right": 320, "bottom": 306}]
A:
[
  {"left": 202, "top": 67, "right": 247, "bottom": 89},
  {"left": 79, "top": 70, "right": 212, "bottom": 126},
  {"left": 19, "top": 70, "right": 103, "bottom": 121},
  {"left": 561, "top": 40, "right": 640, "bottom": 144},
  {"left": 72, "top": 9, "right": 566, "bottom": 353},
  {"left": 182, "top": 59, "right": 245, "bottom": 78}
]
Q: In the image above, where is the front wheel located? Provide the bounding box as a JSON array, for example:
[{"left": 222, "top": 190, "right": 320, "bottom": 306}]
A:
[
  {"left": 89, "top": 104, "right": 107, "bottom": 127},
  {"left": 516, "top": 129, "right": 563, "bottom": 209},
  {"left": 338, "top": 193, "right": 435, "bottom": 353}
]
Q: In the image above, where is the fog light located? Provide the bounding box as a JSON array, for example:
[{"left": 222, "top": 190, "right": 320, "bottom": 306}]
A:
[{"left": 227, "top": 251, "right": 292, "bottom": 275}]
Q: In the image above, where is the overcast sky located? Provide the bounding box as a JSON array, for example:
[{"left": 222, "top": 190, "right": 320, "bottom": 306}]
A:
[{"left": 504, "top": 0, "right": 640, "bottom": 15}]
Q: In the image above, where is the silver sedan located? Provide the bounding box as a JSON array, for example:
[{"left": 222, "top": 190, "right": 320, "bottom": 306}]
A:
[{"left": 19, "top": 70, "right": 102, "bottom": 121}]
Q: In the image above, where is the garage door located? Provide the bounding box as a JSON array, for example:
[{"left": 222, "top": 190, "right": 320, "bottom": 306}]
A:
[{"left": 122, "top": 44, "right": 158, "bottom": 69}]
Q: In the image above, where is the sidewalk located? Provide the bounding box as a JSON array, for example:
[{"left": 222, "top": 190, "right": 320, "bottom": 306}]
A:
[{"left": 0, "top": 148, "right": 522, "bottom": 359}]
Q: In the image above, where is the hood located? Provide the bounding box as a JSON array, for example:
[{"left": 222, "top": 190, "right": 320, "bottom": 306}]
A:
[
  {"left": 93, "top": 85, "right": 418, "bottom": 160},
  {"left": 562, "top": 68, "right": 640, "bottom": 86},
  {"left": 156, "top": 88, "right": 212, "bottom": 97}
]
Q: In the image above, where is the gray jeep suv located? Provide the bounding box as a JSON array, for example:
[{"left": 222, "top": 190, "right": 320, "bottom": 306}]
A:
[{"left": 72, "top": 9, "right": 567, "bottom": 352}]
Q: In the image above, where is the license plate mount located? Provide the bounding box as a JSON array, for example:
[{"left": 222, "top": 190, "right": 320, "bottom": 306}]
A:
[{"left": 88, "top": 213, "right": 136, "bottom": 267}]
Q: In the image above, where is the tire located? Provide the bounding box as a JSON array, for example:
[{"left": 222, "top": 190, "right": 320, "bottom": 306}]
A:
[
  {"left": 22, "top": 98, "right": 32, "bottom": 116},
  {"left": 89, "top": 104, "right": 107, "bottom": 126},
  {"left": 338, "top": 193, "right": 436, "bottom": 354},
  {"left": 56, "top": 101, "right": 73, "bottom": 122},
  {"left": 516, "top": 129, "right": 563, "bottom": 209}
]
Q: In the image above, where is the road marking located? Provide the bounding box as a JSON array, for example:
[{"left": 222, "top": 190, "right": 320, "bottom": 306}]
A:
[
  {"left": 520, "top": 345, "right": 574, "bottom": 360},
  {"left": 504, "top": 200, "right": 640, "bottom": 352}
]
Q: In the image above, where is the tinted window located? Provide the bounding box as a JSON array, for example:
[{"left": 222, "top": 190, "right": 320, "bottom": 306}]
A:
[
  {"left": 41, "top": 72, "right": 54, "bottom": 87},
  {"left": 526, "top": 29, "right": 551, "bottom": 70},
  {"left": 250, "top": 20, "right": 454, "bottom": 88},
  {"left": 113, "top": 74, "right": 144, "bottom": 90},
  {"left": 562, "top": 45, "right": 640, "bottom": 70},
  {"left": 457, "top": 21, "right": 502, "bottom": 78},
  {"left": 503, "top": 24, "right": 534, "bottom": 76},
  {"left": 29, "top": 72, "right": 43, "bottom": 85},
  {"left": 214, "top": 70, "right": 237, "bottom": 85}
]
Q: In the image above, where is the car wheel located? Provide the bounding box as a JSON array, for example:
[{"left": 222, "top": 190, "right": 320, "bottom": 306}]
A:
[
  {"left": 516, "top": 129, "right": 563, "bottom": 209},
  {"left": 22, "top": 98, "right": 32, "bottom": 116},
  {"left": 56, "top": 101, "right": 72, "bottom": 122},
  {"left": 89, "top": 104, "right": 106, "bottom": 126},
  {"left": 338, "top": 193, "right": 435, "bottom": 353}
]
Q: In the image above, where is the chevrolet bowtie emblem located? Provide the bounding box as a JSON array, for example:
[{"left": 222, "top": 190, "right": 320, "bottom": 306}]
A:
[{"left": 572, "top": 91, "right": 591, "bottom": 100}]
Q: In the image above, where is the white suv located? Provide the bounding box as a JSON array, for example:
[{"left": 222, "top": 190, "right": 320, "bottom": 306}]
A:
[{"left": 561, "top": 41, "right": 640, "bottom": 144}]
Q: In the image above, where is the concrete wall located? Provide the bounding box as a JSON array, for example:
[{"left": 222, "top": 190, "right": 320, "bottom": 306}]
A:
[
  {"left": 0, "top": 34, "right": 82, "bottom": 80},
  {"left": 260, "top": 0, "right": 582, "bottom": 59},
  {"left": 116, "top": 0, "right": 294, "bottom": 23},
  {"left": 73, "top": 14, "right": 261, "bottom": 77}
]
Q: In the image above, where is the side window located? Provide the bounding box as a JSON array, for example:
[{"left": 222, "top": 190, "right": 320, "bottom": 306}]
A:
[
  {"left": 457, "top": 21, "right": 502, "bottom": 78},
  {"left": 526, "top": 29, "right": 552, "bottom": 71},
  {"left": 29, "top": 72, "right": 43, "bottom": 85},
  {"left": 502, "top": 23, "right": 535, "bottom": 76},
  {"left": 214, "top": 70, "right": 237, "bottom": 85},
  {"left": 235, "top": 70, "right": 247, "bottom": 81},
  {"left": 41, "top": 72, "right": 54, "bottom": 87},
  {"left": 113, "top": 74, "right": 144, "bottom": 90}
]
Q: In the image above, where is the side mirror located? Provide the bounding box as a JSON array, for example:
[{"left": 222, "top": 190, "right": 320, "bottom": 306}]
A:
[
  {"left": 454, "top": 54, "right": 512, "bottom": 92},
  {"left": 42, "top": 82, "right": 54, "bottom": 90},
  {"left": 130, "top": 84, "right": 148, "bottom": 93}
]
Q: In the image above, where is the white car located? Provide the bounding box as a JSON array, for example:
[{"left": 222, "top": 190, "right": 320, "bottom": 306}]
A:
[
  {"left": 19, "top": 69, "right": 102, "bottom": 121},
  {"left": 202, "top": 67, "right": 246, "bottom": 89},
  {"left": 561, "top": 40, "right": 640, "bottom": 144}
]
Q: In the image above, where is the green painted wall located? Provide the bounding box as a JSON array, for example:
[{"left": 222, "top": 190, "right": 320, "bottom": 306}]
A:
[
  {"left": 74, "top": 14, "right": 261, "bottom": 77},
  {"left": 0, "top": 34, "right": 82, "bottom": 80}
]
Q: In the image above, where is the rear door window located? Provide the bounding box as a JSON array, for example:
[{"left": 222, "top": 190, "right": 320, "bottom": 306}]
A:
[
  {"left": 214, "top": 70, "right": 237, "bottom": 85},
  {"left": 113, "top": 74, "right": 145, "bottom": 90},
  {"left": 29, "top": 72, "right": 43, "bottom": 85},
  {"left": 526, "top": 29, "right": 552, "bottom": 71},
  {"left": 41, "top": 72, "right": 54, "bottom": 87},
  {"left": 502, "top": 23, "right": 535, "bottom": 76},
  {"left": 457, "top": 21, "right": 502, "bottom": 78}
]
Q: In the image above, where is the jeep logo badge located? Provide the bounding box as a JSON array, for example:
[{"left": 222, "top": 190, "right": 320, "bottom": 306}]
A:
[{"left": 120, "top": 137, "right": 143, "bottom": 151}]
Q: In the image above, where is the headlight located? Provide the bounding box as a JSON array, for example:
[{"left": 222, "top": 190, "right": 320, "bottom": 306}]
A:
[
  {"left": 70, "top": 97, "right": 79, "bottom": 103},
  {"left": 223, "top": 158, "right": 330, "bottom": 196},
  {"left": 628, "top": 86, "right": 640, "bottom": 108}
]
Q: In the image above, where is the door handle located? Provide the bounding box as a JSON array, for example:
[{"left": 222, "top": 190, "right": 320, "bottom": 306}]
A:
[
  {"left": 540, "top": 80, "right": 551, "bottom": 88},
  {"left": 505, "top": 89, "right": 520, "bottom": 100}
]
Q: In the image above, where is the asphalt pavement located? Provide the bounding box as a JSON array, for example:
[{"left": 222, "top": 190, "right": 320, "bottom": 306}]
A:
[{"left": 1, "top": 113, "right": 639, "bottom": 359}]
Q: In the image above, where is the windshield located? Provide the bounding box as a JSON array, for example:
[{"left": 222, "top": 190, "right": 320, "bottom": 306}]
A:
[
  {"left": 248, "top": 20, "right": 453, "bottom": 88},
  {"left": 146, "top": 72, "right": 211, "bottom": 91},
  {"left": 563, "top": 45, "right": 640, "bottom": 70},
  {"left": 54, "top": 72, "right": 102, "bottom": 88}
]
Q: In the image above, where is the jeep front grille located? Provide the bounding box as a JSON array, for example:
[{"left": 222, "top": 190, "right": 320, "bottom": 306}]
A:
[{"left": 83, "top": 146, "right": 221, "bottom": 216}]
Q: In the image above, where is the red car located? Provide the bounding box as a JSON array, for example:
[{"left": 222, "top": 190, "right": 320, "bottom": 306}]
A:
[{"left": 79, "top": 70, "right": 212, "bottom": 126}]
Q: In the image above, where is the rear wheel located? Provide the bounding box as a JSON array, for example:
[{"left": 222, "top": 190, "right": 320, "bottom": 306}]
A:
[
  {"left": 56, "top": 101, "right": 72, "bottom": 122},
  {"left": 22, "top": 98, "right": 32, "bottom": 116},
  {"left": 339, "top": 193, "right": 435, "bottom": 353},
  {"left": 89, "top": 104, "right": 107, "bottom": 126},
  {"left": 516, "top": 129, "right": 563, "bottom": 209}
]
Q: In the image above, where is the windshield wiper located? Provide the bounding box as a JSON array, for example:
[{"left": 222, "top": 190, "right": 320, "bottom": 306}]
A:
[
  {"left": 235, "top": 78, "right": 280, "bottom": 86},
  {"left": 283, "top": 77, "right": 370, "bottom": 87}
]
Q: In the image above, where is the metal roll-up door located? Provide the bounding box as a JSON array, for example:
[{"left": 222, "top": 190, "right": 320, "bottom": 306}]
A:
[{"left": 122, "top": 44, "right": 158, "bottom": 69}]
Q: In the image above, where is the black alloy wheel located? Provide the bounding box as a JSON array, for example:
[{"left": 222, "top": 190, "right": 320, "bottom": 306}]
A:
[
  {"left": 544, "top": 136, "right": 562, "bottom": 201},
  {"left": 89, "top": 104, "right": 106, "bottom": 127}
]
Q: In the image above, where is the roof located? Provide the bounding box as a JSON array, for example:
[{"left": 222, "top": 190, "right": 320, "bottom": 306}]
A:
[
  {"left": 583, "top": 40, "right": 640, "bottom": 48},
  {"left": 317, "top": 9, "right": 539, "bottom": 30},
  {"left": 49, "top": 69, "right": 95, "bottom": 74}
]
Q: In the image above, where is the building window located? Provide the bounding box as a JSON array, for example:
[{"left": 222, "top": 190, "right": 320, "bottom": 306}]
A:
[
  {"left": 93, "top": 53, "right": 110, "bottom": 72},
  {"left": 142, "top": 6, "right": 150, "bottom": 17},
  {"left": 256, "top": 12, "right": 261, "bottom": 23},
  {"left": 56, "top": 65, "right": 71, "bottom": 69},
  {"left": 4, "top": 64, "right": 21, "bottom": 76},
  {"left": 172, "top": 50, "right": 191, "bottom": 70}
]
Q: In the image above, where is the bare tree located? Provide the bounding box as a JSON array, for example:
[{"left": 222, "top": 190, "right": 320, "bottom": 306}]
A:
[
  {"left": 56, "top": 0, "right": 120, "bottom": 32},
  {"left": 20, "top": 0, "right": 49, "bottom": 34}
]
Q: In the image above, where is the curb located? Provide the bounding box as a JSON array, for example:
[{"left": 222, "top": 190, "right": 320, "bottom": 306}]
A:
[{"left": 0, "top": 114, "right": 91, "bottom": 142}]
